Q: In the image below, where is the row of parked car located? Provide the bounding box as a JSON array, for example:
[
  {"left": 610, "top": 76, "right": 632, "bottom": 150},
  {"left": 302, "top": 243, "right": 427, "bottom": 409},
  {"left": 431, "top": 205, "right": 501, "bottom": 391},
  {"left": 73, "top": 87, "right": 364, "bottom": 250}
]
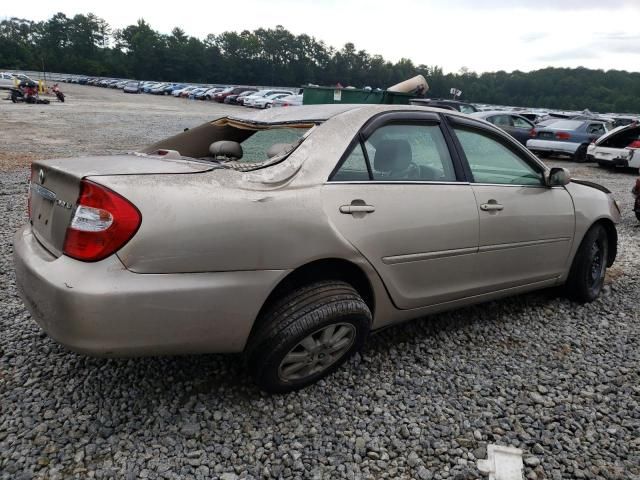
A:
[
  {"left": 472, "top": 107, "right": 640, "bottom": 170},
  {"left": 408, "top": 98, "right": 640, "bottom": 171},
  {"left": 56, "top": 74, "right": 640, "bottom": 171},
  {"left": 61, "top": 75, "right": 303, "bottom": 109}
]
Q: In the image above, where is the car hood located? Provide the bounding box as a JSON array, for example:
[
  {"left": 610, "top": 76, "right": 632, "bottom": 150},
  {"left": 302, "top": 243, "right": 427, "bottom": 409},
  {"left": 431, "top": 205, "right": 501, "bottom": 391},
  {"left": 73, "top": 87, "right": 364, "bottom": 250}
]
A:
[{"left": 570, "top": 178, "right": 611, "bottom": 194}]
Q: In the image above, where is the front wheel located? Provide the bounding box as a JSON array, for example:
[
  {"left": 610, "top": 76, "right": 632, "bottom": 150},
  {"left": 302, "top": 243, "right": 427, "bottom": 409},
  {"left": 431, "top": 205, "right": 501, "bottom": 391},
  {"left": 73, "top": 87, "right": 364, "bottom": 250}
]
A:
[
  {"left": 566, "top": 224, "right": 609, "bottom": 302},
  {"left": 245, "top": 280, "right": 371, "bottom": 393}
]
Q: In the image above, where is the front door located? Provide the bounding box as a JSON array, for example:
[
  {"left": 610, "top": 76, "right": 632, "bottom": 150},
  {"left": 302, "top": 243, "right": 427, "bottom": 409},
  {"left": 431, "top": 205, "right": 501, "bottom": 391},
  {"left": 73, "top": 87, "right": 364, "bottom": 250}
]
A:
[
  {"left": 450, "top": 119, "right": 575, "bottom": 291},
  {"left": 323, "top": 116, "right": 480, "bottom": 309}
]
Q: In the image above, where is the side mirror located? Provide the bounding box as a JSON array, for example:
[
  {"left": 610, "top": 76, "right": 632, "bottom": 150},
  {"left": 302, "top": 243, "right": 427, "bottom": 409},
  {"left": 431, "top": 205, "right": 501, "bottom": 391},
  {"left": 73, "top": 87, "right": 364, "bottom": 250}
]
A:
[{"left": 547, "top": 167, "right": 571, "bottom": 187}]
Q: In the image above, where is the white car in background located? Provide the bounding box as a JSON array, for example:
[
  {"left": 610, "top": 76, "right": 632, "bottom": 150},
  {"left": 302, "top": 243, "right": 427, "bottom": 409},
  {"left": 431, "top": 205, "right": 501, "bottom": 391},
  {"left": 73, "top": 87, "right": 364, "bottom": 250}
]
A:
[
  {"left": 253, "top": 93, "right": 290, "bottom": 109},
  {"left": 243, "top": 89, "right": 294, "bottom": 107},
  {"left": 272, "top": 94, "right": 303, "bottom": 108},
  {"left": 0, "top": 72, "right": 17, "bottom": 89},
  {"left": 589, "top": 122, "right": 640, "bottom": 170}
]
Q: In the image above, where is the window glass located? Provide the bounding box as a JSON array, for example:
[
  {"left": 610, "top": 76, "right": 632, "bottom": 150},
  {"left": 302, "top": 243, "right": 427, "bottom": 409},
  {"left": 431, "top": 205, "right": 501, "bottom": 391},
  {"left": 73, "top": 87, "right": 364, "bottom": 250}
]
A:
[
  {"left": 512, "top": 116, "right": 533, "bottom": 129},
  {"left": 455, "top": 128, "right": 543, "bottom": 186},
  {"left": 332, "top": 144, "right": 370, "bottom": 181},
  {"left": 240, "top": 127, "right": 308, "bottom": 163},
  {"left": 459, "top": 105, "right": 477, "bottom": 114},
  {"left": 547, "top": 120, "right": 583, "bottom": 130},
  {"left": 490, "top": 115, "right": 513, "bottom": 128},
  {"left": 364, "top": 124, "right": 456, "bottom": 181},
  {"left": 588, "top": 123, "right": 606, "bottom": 135}
]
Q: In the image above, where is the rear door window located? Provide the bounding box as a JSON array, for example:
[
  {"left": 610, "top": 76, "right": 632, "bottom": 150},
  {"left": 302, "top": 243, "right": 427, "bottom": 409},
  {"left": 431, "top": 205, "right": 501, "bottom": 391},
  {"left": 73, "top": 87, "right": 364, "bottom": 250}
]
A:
[
  {"left": 333, "top": 124, "right": 457, "bottom": 182},
  {"left": 512, "top": 116, "right": 533, "bottom": 129}
]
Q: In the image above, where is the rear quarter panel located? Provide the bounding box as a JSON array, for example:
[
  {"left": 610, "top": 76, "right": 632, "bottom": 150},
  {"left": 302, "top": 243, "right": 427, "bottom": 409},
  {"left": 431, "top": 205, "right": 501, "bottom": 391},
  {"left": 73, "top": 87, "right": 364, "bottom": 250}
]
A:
[{"left": 98, "top": 169, "right": 366, "bottom": 274}]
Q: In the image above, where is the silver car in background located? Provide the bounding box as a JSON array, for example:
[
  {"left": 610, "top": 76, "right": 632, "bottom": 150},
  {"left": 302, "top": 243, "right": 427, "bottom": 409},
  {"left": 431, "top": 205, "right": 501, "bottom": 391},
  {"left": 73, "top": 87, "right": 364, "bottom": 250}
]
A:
[{"left": 14, "top": 105, "right": 620, "bottom": 392}]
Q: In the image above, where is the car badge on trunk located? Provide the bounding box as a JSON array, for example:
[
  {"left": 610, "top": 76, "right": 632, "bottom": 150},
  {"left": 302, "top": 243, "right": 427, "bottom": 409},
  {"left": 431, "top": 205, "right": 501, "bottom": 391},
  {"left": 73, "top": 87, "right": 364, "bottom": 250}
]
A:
[{"left": 38, "top": 169, "right": 45, "bottom": 184}]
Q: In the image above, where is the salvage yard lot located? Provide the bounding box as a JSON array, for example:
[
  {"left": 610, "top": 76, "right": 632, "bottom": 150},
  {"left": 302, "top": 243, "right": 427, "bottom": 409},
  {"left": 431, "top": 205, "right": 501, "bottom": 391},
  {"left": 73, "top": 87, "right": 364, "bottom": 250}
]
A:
[{"left": 1, "top": 84, "right": 639, "bottom": 479}]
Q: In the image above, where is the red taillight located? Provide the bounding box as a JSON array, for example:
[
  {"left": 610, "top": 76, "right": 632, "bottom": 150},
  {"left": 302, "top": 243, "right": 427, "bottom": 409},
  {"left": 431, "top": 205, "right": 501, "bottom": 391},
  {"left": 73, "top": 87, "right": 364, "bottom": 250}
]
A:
[
  {"left": 529, "top": 128, "right": 537, "bottom": 138},
  {"left": 63, "top": 180, "right": 141, "bottom": 262},
  {"left": 628, "top": 140, "right": 640, "bottom": 149},
  {"left": 555, "top": 132, "right": 571, "bottom": 140},
  {"left": 636, "top": 178, "right": 640, "bottom": 191}
]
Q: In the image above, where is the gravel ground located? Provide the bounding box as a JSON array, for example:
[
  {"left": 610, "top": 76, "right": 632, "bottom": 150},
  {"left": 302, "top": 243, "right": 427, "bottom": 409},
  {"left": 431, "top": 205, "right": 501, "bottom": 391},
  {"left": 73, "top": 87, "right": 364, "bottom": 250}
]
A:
[{"left": 1, "top": 86, "right": 639, "bottom": 480}]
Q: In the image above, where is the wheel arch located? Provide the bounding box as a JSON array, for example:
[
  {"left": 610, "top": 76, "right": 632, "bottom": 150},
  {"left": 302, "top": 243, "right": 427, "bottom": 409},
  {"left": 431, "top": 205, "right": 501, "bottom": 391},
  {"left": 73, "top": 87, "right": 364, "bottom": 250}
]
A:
[
  {"left": 247, "top": 258, "right": 376, "bottom": 349},
  {"left": 593, "top": 218, "right": 617, "bottom": 267}
]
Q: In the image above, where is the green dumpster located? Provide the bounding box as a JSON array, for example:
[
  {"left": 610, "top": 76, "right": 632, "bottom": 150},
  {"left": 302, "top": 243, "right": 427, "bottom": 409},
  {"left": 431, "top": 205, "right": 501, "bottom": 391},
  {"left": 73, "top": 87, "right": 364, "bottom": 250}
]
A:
[{"left": 303, "top": 86, "right": 414, "bottom": 105}]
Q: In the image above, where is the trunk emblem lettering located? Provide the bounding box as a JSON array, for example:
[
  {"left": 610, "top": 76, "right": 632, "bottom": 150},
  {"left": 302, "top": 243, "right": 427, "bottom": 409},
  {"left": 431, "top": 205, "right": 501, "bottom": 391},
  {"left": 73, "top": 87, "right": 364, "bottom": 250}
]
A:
[{"left": 56, "top": 199, "right": 73, "bottom": 210}]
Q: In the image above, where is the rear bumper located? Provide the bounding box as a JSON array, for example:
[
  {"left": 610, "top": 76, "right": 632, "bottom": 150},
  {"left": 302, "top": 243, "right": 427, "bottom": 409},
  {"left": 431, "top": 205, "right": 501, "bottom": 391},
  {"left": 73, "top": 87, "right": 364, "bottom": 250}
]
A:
[
  {"left": 13, "top": 225, "right": 287, "bottom": 356},
  {"left": 591, "top": 148, "right": 633, "bottom": 167},
  {"left": 527, "top": 139, "right": 579, "bottom": 155}
]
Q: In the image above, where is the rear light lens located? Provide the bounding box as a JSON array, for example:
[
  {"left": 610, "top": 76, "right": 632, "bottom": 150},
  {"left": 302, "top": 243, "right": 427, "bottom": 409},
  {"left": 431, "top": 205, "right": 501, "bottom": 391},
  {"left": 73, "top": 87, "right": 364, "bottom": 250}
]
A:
[
  {"left": 555, "top": 132, "right": 571, "bottom": 140},
  {"left": 63, "top": 180, "right": 141, "bottom": 262},
  {"left": 628, "top": 140, "right": 640, "bottom": 149},
  {"left": 529, "top": 128, "right": 537, "bottom": 138}
]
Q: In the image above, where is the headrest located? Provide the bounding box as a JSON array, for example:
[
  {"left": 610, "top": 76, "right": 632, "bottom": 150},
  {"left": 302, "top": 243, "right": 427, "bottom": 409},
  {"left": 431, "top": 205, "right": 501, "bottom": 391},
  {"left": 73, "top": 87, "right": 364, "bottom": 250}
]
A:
[
  {"left": 374, "top": 139, "right": 412, "bottom": 172},
  {"left": 209, "top": 141, "right": 243, "bottom": 161},
  {"left": 266, "top": 143, "right": 295, "bottom": 158}
]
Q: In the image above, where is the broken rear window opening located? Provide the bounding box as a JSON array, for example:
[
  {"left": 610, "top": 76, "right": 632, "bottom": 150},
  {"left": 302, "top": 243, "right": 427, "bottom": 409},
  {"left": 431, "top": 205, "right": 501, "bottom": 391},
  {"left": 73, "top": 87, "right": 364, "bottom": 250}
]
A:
[
  {"left": 599, "top": 127, "right": 640, "bottom": 148},
  {"left": 142, "top": 119, "right": 315, "bottom": 172}
]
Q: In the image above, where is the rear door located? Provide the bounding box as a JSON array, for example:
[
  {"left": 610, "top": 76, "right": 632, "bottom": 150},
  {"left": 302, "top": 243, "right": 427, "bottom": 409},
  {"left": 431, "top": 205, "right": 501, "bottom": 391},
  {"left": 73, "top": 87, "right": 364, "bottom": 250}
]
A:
[
  {"left": 448, "top": 115, "right": 575, "bottom": 291},
  {"left": 323, "top": 112, "right": 480, "bottom": 309}
]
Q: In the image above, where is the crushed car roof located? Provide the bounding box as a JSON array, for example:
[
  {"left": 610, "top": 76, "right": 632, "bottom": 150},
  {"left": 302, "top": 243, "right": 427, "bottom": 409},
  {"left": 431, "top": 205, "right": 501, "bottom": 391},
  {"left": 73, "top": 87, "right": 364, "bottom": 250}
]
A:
[{"left": 226, "top": 103, "right": 446, "bottom": 125}]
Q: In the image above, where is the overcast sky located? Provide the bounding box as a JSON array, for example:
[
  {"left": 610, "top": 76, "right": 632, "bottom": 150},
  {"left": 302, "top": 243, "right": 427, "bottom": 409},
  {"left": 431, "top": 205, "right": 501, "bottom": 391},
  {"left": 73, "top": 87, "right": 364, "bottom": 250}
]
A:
[{"left": 3, "top": 0, "right": 640, "bottom": 73}]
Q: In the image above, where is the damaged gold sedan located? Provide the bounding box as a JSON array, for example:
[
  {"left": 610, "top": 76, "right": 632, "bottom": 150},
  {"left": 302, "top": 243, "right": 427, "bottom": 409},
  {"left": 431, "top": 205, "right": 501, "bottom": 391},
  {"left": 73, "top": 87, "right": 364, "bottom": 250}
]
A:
[{"left": 14, "top": 105, "right": 620, "bottom": 392}]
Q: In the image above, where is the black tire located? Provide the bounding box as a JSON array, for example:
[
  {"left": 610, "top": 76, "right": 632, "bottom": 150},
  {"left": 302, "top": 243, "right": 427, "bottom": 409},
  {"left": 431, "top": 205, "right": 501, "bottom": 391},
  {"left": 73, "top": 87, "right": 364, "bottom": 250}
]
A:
[
  {"left": 597, "top": 161, "right": 610, "bottom": 169},
  {"left": 573, "top": 143, "right": 588, "bottom": 163},
  {"left": 535, "top": 151, "right": 550, "bottom": 159},
  {"left": 566, "top": 224, "right": 608, "bottom": 303},
  {"left": 245, "top": 280, "right": 371, "bottom": 393},
  {"left": 635, "top": 211, "right": 640, "bottom": 222}
]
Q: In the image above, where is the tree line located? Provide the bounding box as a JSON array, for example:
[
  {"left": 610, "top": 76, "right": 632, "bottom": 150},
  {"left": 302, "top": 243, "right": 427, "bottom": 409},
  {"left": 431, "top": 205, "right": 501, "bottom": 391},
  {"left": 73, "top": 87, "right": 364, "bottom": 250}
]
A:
[{"left": 2, "top": 13, "right": 640, "bottom": 113}]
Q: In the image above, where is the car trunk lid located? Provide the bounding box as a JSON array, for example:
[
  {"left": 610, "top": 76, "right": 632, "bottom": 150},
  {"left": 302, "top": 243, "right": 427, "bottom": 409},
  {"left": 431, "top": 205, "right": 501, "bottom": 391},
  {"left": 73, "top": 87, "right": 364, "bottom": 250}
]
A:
[{"left": 29, "top": 154, "right": 215, "bottom": 257}]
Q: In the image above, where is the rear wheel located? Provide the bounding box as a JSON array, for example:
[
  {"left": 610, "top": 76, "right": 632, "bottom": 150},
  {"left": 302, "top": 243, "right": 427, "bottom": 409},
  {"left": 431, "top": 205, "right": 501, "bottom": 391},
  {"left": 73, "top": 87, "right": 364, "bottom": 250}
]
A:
[
  {"left": 245, "top": 280, "right": 371, "bottom": 393},
  {"left": 573, "top": 143, "right": 589, "bottom": 163},
  {"left": 566, "top": 224, "right": 608, "bottom": 303}
]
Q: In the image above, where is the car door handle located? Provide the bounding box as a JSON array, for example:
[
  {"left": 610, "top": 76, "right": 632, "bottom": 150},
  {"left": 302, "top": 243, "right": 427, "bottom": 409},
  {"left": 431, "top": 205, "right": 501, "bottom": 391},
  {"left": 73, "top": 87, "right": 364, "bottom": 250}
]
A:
[
  {"left": 480, "top": 202, "right": 504, "bottom": 211},
  {"left": 339, "top": 204, "right": 375, "bottom": 214}
]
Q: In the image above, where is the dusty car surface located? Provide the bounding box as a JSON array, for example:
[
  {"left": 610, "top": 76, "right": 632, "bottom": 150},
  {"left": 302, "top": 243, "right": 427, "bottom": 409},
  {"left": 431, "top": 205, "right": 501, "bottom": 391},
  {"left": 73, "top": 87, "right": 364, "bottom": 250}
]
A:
[
  {"left": 14, "top": 104, "right": 620, "bottom": 392},
  {"left": 589, "top": 122, "right": 640, "bottom": 170}
]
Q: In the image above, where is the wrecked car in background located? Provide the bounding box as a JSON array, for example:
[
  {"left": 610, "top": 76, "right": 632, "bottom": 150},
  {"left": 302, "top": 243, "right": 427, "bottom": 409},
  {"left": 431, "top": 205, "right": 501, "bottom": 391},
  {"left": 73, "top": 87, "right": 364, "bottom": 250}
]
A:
[
  {"left": 589, "top": 122, "right": 640, "bottom": 170},
  {"left": 14, "top": 105, "right": 620, "bottom": 393}
]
